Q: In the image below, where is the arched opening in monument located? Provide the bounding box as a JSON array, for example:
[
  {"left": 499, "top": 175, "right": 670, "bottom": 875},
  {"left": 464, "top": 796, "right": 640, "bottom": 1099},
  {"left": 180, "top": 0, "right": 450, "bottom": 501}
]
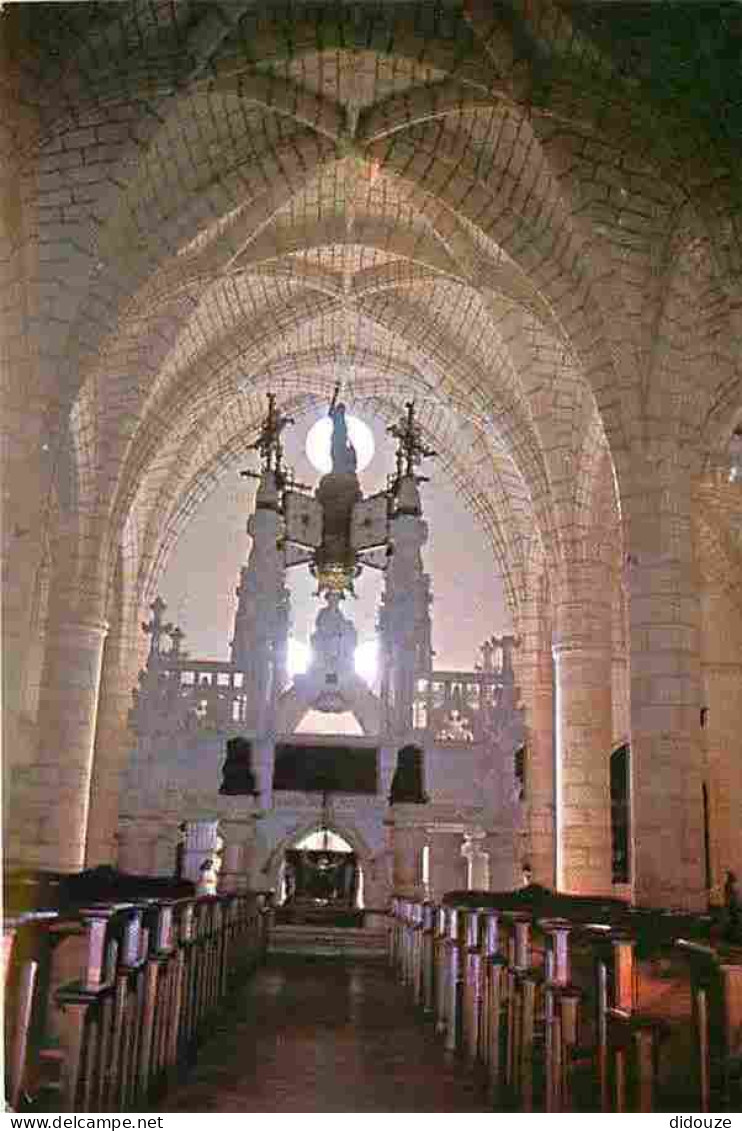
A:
[{"left": 276, "top": 827, "right": 364, "bottom": 925}]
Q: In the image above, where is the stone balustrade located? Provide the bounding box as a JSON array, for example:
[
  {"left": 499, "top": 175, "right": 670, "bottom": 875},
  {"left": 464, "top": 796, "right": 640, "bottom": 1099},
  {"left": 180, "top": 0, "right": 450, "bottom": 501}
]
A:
[
  {"left": 388, "top": 891, "right": 742, "bottom": 1113},
  {"left": 132, "top": 659, "right": 250, "bottom": 734},
  {"left": 3, "top": 891, "right": 268, "bottom": 1112},
  {"left": 412, "top": 656, "right": 516, "bottom": 745},
  {"left": 134, "top": 656, "right": 522, "bottom": 753}
]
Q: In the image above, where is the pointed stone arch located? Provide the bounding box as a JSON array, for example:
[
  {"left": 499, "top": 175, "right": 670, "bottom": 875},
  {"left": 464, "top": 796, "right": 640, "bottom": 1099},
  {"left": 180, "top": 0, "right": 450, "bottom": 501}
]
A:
[{"left": 260, "top": 814, "right": 379, "bottom": 896}]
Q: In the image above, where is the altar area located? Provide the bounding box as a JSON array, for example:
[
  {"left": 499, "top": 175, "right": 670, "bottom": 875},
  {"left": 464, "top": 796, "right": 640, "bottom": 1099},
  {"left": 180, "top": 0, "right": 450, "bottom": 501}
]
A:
[{"left": 119, "top": 395, "right": 525, "bottom": 913}]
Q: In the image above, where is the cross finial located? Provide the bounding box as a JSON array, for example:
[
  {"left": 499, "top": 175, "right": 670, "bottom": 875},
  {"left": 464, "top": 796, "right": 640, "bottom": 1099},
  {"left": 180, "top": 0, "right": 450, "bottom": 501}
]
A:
[
  {"left": 241, "top": 392, "right": 294, "bottom": 482},
  {"left": 387, "top": 401, "right": 437, "bottom": 482},
  {"left": 169, "top": 625, "right": 185, "bottom": 659},
  {"left": 142, "top": 596, "right": 174, "bottom": 666}
]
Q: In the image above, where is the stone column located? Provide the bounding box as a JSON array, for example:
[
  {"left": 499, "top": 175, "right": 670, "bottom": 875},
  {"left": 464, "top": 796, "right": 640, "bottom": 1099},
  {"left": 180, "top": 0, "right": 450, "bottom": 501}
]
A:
[
  {"left": 218, "top": 816, "right": 256, "bottom": 893},
  {"left": 515, "top": 578, "right": 556, "bottom": 888},
  {"left": 612, "top": 579, "right": 630, "bottom": 745},
  {"left": 85, "top": 608, "right": 140, "bottom": 866},
  {"left": 486, "top": 829, "right": 521, "bottom": 892},
  {"left": 253, "top": 737, "right": 275, "bottom": 810},
  {"left": 116, "top": 818, "right": 144, "bottom": 874},
  {"left": 461, "top": 830, "right": 490, "bottom": 890},
  {"left": 624, "top": 458, "right": 705, "bottom": 909},
  {"left": 182, "top": 819, "right": 220, "bottom": 884},
  {"left": 702, "top": 663, "right": 742, "bottom": 894},
  {"left": 389, "top": 810, "right": 427, "bottom": 896},
  {"left": 17, "top": 614, "right": 108, "bottom": 871},
  {"left": 362, "top": 854, "right": 390, "bottom": 911},
  {"left": 231, "top": 471, "right": 287, "bottom": 737},
  {"left": 379, "top": 744, "right": 398, "bottom": 800},
  {"left": 429, "top": 828, "right": 468, "bottom": 900},
  {"left": 0, "top": 24, "right": 47, "bottom": 816},
  {"left": 382, "top": 476, "right": 429, "bottom": 742},
  {"left": 553, "top": 560, "right": 613, "bottom": 896}
]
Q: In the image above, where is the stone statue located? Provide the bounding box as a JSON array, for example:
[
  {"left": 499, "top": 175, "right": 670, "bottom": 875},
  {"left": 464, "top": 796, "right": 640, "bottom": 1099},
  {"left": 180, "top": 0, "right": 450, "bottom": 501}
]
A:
[
  {"left": 311, "top": 591, "right": 357, "bottom": 679},
  {"left": 328, "top": 385, "right": 357, "bottom": 475},
  {"left": 481, "top": 637, "right": 495, "bottom": 672}
]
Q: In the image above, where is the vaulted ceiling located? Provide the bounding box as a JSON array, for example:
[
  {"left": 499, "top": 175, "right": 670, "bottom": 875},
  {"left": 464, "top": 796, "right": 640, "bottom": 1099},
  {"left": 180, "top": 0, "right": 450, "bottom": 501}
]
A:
[{"left": 5, "top": 1, "right": 742, "bottom": 629}]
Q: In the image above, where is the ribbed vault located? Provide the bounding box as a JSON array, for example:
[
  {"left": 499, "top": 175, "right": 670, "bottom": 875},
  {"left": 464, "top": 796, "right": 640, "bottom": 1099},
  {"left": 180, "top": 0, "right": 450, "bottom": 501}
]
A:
[
  {"left": 9, "top": 0, "right": 742, "bottom": 643},
  {"left": 70, "top": 119, "right": 602, "bottom": 626}
]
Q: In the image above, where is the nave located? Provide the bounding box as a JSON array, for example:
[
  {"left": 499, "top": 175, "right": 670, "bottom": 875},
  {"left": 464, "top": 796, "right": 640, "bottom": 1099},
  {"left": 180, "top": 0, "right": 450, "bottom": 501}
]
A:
[{"left": 157, "top": 957, "right": 489, "bottom": 1114}]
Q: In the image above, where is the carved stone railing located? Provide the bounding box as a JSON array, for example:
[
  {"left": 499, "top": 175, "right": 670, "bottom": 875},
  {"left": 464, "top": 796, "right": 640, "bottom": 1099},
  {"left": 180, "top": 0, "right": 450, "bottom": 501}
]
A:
[
  {"left": 389, "top": 890, "right": 742, "bottom": 1113},
  {"left": 3, "top": 891, "right": 269, "bottom": 1112},
  {"left": 412, "top": 663, "right": 519, "bottom": 746},
  {"left": 132, "top": 657, "right": 521, "bottom": 749},
  {"left": 131, "top": 659, "right": 250, "bottom": 735}
]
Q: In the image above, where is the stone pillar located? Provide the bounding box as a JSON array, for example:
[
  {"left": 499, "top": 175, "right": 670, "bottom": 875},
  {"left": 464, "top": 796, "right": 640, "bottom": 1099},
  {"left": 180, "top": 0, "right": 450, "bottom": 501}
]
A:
[
  {"left": 625, "top": 459, "right": 705, "bottom": 909},
  {"left": 429, "top": 828, "right": 468, "bottom": 900},
  {"left": 115, "top": 818, "right": 176, "bottom": 876},
  {"left": 486, "top": 829, "right": 520, "bottom": 892},
  {"left": 612, "top": 579, "right": 630, "bottom": 745},
  {"left": 461, "top": 830, "right": 490, "bottom": 890},
  {"left": 218, "top": 817, "right": 255, "bottom": 893},
  {"left": 362, "top": 856, "right": 390, "bottom": 911},
  {"left": 553, "top": 560, "right": 613, "bottom": 896},
  {"left": 703, "top": 663, "right": 742, "bottom": 894},
  {"left": 151, "top": 829, "right": 178, "bottom": 876},
  {"left": 85, "top": 608, "right": 140, "bottom": 866},
  {"left": 116, "top": 819, "right": 144, "bottom": 874},
  {"left": 182, "top": 819, "right": 220, "bottom": 884},
  {"left": 381, "top": 476, "right": 429, "bottom": 742},
  {"left": 17, "top": 614, "right": 108, "bottom": 871},
  {"left": 219, "top": 841, "right": 246, "bottom": 893},
  {"left": 379, "top": 745, "right": 397, "bottom": 800},
  {"left": 389, "top": 811, "right": 427, "bottom": 896},
  {"left": 231, "top": 471, "right": 287, "bottom": 736},
  {"left": 253, "top": 737, "right": 274, "bottom": 810},
  {"left": 515, "top": 580, "right": 556, "bottom": 888},
  {"left": 0, "top": 22, "right": 47, "bottom": 820}
]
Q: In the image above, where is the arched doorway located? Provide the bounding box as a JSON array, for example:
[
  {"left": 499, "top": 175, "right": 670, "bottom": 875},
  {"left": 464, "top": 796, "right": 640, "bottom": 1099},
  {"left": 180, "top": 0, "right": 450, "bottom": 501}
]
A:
[{"left": 276, "top": 827, "right": 364, "bottom": 926}]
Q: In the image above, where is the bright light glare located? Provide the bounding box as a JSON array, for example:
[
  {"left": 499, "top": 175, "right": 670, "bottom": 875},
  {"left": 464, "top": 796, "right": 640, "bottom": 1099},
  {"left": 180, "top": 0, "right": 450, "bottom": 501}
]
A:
[
  {"left": 287, "top": 637, "right": 310, "bottom": 677},
  {"left": 355, "top": 639, "right": 378, "bottom": 685},
  {"left": 286, "top": 636, "right": 378, "bottom": 685},
  {"left": 305, "top": 414, "right": 375, "bottom": 474}
]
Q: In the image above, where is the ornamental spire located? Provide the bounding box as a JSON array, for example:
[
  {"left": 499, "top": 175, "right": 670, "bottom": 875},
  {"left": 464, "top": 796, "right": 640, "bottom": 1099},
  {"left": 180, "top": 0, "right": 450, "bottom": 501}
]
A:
[
  {"left": 241, "top": 392, "right": 293, "bottom": 484},
  {"left": 387, "top": 401, "right": 437, "bottom": 483}
]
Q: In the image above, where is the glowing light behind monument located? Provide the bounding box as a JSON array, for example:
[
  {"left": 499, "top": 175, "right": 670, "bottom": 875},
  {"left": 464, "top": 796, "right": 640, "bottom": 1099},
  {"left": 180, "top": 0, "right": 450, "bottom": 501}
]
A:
[
  {"left": 287, "top": 637, "right": 310, "bottom": 676},
  {"left": 305, "top": 415, "right": 375, "bottom": 474},
  {"left": 286, "top": 635, "right": 378, "bottom": 685},
  {"left": 354, "top": 639, "right": 379, "bottom": 686}
]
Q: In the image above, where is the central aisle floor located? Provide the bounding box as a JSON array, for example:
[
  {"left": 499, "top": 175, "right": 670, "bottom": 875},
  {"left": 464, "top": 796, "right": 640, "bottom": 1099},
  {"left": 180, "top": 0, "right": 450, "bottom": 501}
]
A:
[{"left": 158, "top": 957, "right": 492, "bottom": 1112}]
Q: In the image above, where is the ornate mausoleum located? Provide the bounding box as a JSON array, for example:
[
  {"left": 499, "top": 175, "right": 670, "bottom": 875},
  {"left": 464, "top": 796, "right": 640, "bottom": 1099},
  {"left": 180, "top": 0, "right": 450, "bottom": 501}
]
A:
[{"left": 121, "top": 394, "right": 524, "bottom": 911}]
